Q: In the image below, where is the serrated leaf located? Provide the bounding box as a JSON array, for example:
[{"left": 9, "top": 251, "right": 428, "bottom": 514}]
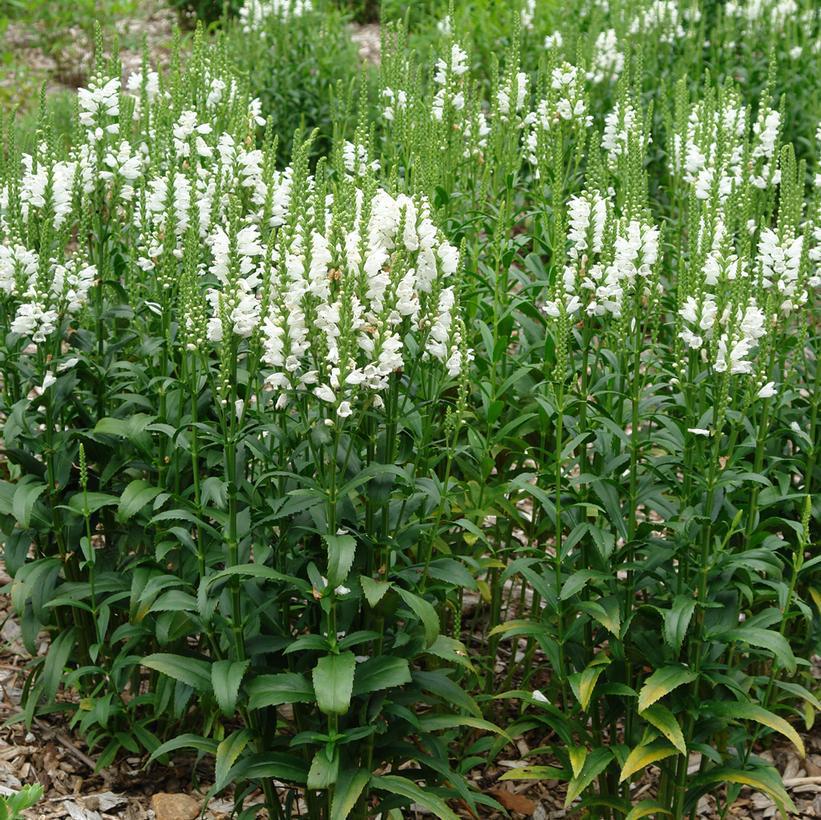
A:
[
  {"left": 640, "top": 704, "right": 686, "bottom": 755},
  {"left": 569, "top": 656, "right": 610, "bottom": 712},
  {"left": 212, "top": 660, "right": 249, "bottom": 717},
  {"left": 215, "top": 729, "right": 252, "bottom": 791},
  {"left": 371, "top": 775, "right": 459, "bottom": 820},
  {"left": 352, "top": 656, "right": 411, "bottom": 696},
  {"left": 246, "top": 673, "right": 315, "bottom": 709},
  {"left": 65, "top": 492, "right": 119, "bottom": 515},
  {"left": 228, "top": 752, "right": 308, "bottom": 785},
  {"left": 148, "top": 734, "right": 217, "bottom": 762},
  {"left": 690, "top": 765, "right": 796, "bottom": 815},
  {"left": 499, "top": 765, "right": 566, "bottom": 781},
  {"left": 560, "top": 569, "right": 609, "bottom": 600},
  {"left": 620, "top": 740, "right": 679, "bottom": 782},
  {"left": 330, "top": 769, "right": 370, "bottom": 820},
  {"left": 416, "top": 715, "right": 508, "bottom": 739},
  {"left": 663, "top": 595, "right": 696, "bottom": 654},
  {"left": 143, "top": 653, "right": 211, "bottom": 692},
  {"left": 12, "top": 481, "right": 47, "bottom": 528},
  {"left": 565, "top": 747, "right": 612, "bottom": 806},
  {"left": 625, "top": 800, "right": 672, "bottom": 820},
  {"left": 424, "top": 635, "right": 473, "bottom": 669},
  {"left": 42, "top": 627, "right": 76, "bottom": 703},
  {"left": 637, "top": 666, "right": 697, "bottom": 712},
  {"left": 568, "top": 747, "right": 587, "bottom": 778},
  {"left": 714, "top": 627, "right": 796, "bottom": 675},
  {"left": 118, "top": 480, "right": 162, "bottom": 522},
  {"left": 325, "top": 533, "right": 356, "bottom": 588},
  {"left": 708, "top": 700, "right": 805, "bottom": 757},
  {"left": 307, "top": 747, "right": 339, "bottom": 790},
  {"left": 360, "top": 576, "right": 392, "bottom": 607},
  {"left": 313, "top": 652, "right": 356, "bottom": 716},
  {"left": 395, "top": 587, "right": 439, "bottom": 647}
]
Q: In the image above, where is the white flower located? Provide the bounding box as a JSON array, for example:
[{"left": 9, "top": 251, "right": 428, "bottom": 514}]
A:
[
  {"left": 757, "top": 381, "right": 777, "bottom": 398},
  {"left": 687, "top": 428, "right": 711, "bottom": 437},
  {"left": 315, "top": 385, "right": 336, "bottom": 403}
]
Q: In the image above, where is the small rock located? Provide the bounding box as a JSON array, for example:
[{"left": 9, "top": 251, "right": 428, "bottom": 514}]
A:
[{"left": 150, "top": 792, "right": 201, "bottom": 820}]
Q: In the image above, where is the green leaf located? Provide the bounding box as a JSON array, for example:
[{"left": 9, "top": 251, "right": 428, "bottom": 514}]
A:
[
  {"left": 313, "top": 652, "right": 356, "bottom": 716},
  {"left": 565, "top": 747, "right": 612, "bottom": 806},
  {"left": 307, "top": 747, "right": 339, "bottom": 790},
  {"left": 499, "top": 765, "right": 566, "bottom": 781},
  {"left": 229, "top": 752, "right": 308, "bottom": 785},
  {"left": 637, "top": 666, "right": 697, "bottom": 712},
  {"left": 94, "top": 414, "right": 156, "bottom": 439},
  {"left": 118, "top": 479, "right": 162, "bottom": 522},
  {"left": 148, "top": 734, "right": 218, "bottom": 762},
  {"left": 360, "top": 576, "right": 391, "bottom": 607},
  {"left": 325, "top": 533, "right": 356, "bottom": 588},
  {"left": 625, "top": 800, "right": 672, "bottom": 820},
  {"left": 424, "top": 635, "right": 473, "bottom": 669},
  {"left": 690, "top": 765, "right": 796, "bottom": 815},
  {"left": 619, "top": 740, "right": 679, "bottom": 782},
  {"left": 352, "top": 656, "right": 411, "bottom": 697},
  {"left": 42, "top": 627, "right": 76, "bottom": 703},
  {"left": 713, "top": 627, "right": 797, "bottom": 675},
  {"left": 416, "top": 715, "right": 508, "bottom": 740},
  {"left": 12, "top": 480, "right": 47, "bottom": 528},
  {"left": 246, "top": 673, "right": 315, "bottom": 710},
  {"left": 142, "top": 653, "right": 211, "bottom": 692},
  {"left": 560, "top": 569, "right": 610, "bottom": 600},
  {"left": 211, "top": 660, "right": 249, "bottom": 717},
  {"left": 215, "top": 729, "right": 252, "bottom": 791},
  {"left": 207, "top": 563, "right": 309, "bottom": 592},
  {"left": 663, "top": 595, "right": 696, "bottom": 654},
  {"left": 576, "top": 598, "right": 621, "bottom": 637},
  {"left": 707, "top": 700, "right": 805, "bottom": 757},
  {"left": 640, "top": 704, "right": 686, "bottom": 755},
  {"left": 330, "top": 769, "right": 370, "bottom": 820},
  {"left": 568, "top": 655, "right": 610, "bottom": 712},
  {"left": 568, "top": 747, "right": 587, "bottom": 778},
  {"left": 65, "top": 492, "right": 119, "bottom": 515},
  {"left": 371, "top": 775, "right": 459, "bottom": 820},
  {"left": 395, "top": 587, "right": 439, "bottom": 647}
]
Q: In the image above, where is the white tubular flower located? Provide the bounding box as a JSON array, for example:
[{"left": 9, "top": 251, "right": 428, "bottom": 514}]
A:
[
  {"left": 714, "top": 334, "right": 753, "bottom": 375},
  {"left": 757, "top": 381, "right": 777, "bottom": 399},
  {"left": 678, "top": 294, "right": 717, "bottom": 350},
  {"left": 78, "top": 75, "right": 120, "bottom": 139},
  {"left": 567, "top": 192, "right": 607, "bottom": 259},
  {"left": 587, "top": 29, "right": 624, "bottom": 84},
  {"left": 11, "top": 301, "right": 59, "bottom": 344},
  {"left": 758, "top": 229, "right": 804, "bottom": 312},
  {"left": 239, "top": 0, "right": 313, "bottom": 34},
  {"left": 550, "top": 63, "right": 592, "bottom": 126},
  {"left": 602, "top": 103, "right": 636, "bottom": 168},
  {"left": 520, "top": 0, "right": 536, "bottom": 30},
  {"left": 544, "top": 31, "right": 563, "bottom": 50},
  {"left": 0, "top": 244, "right": 39, "bottom": 296}
]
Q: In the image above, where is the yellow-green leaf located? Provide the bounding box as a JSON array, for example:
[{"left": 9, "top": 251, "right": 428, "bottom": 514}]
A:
[
  {"left": 708, "top": 701, "right": 805, "bottom": 758},
  {"left": 565, "top": 748, "right": 612, "bottom": 806},
  {"left": 640, "top": 703, "right": 686, "bottom": 755},
  {"left": 619, "top": 740, "right": 679, "bottom": 783},
  {"left": 568, "top": 747, "right": 587, "bottom": 778},
  {"left": 637, "top": 666, "right": 697, "bottom": 712},
  {"left": 499, "top": 765, "right": 566, "bottom": 781},
  {"left": 625, "top": 800, "right": 672, "bottom": 820},
  {"left": 569, "top": 654, "right": 611, "bottom": 712},
  {"left": 691, "top": 766, "right": 796, "bottom": 815}
]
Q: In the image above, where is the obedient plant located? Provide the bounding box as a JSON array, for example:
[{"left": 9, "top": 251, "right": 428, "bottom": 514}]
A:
[
  {"left": 0, "top": 1, "right": 819, "bottom": 818},
  {"left": 0, "top": 27, "right": 503, "bottom": 820}
]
